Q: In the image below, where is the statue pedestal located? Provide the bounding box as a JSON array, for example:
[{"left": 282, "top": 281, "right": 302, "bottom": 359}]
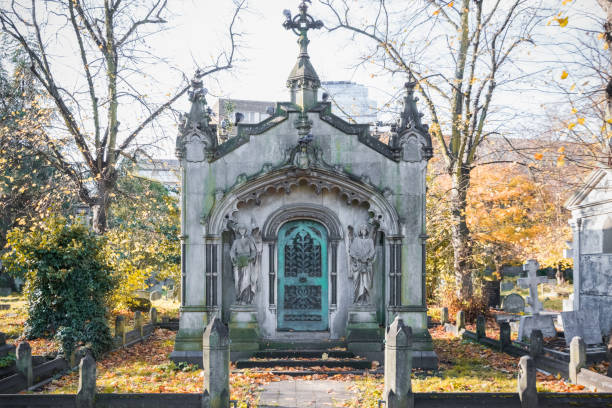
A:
[
  {"left": 346, "top": 305, "right": 383, "bottom": 358},
  {"left": 228, "top": 304, "right": 260, "bottom": 359}
]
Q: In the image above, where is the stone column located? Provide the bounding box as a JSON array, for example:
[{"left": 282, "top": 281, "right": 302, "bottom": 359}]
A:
[
  {"left": 202, "top": 316, "right": 230, "bottom": 408},
  {"left": 569, "top": 336, "right": 586, "bottom": 384},
  {"left": 517, "top": 355, "right": 538, "bottom": 408},
  {"left": 476, "top": 315, "right": 486, "bottom": 340},
  {"left": 76, "top": 354, "right": 96, "bottom": 408},
  {"left": 441, "top": 307, "right": 448, "bottom": 325},
  {"left": 114, "top": 316, "right": 125, "bottom": 347},
  {"left": 150, "top": 307, "right": 158, "bottom": 325},
  {"left": 383, "top": 317, "right": 414, "bottom": 408},
  {"left": 134, "top": 311, "right": 144, "bottom": 337},
  {"left": 500, "top": 321, "right": 511, "bottom": 351},
  {"left": 16, "top": 342, "right": 32, "bottom": 388},
  {"left": 529, "top": 329, "right": 543, "bottom": 358}
]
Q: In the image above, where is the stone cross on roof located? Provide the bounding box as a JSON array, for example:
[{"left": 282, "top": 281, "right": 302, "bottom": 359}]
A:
[
  {"left": 518, "top": 259, "right": 548, "bottom": 314},
  {"left": 283, "top": 0, "right": 324, "bottom": 111}
]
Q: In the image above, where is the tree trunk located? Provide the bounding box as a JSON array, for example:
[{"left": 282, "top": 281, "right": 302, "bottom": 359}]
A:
[
  {"left": 450, "top": 168, "right": 473, "bottom": 299},
  {"left": 90, "top": 169, "right": 116, "bottom": 234},
  {"left": 598, "top": 0, "right": 612, "bottom": 163}
]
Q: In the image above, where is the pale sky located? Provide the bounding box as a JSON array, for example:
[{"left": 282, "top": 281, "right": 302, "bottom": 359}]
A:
[{"left": 12, "top": 0, "right": 605, "bottom": 159}]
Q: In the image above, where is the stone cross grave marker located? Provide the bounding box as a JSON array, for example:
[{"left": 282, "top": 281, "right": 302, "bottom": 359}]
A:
[
  {"left": 560, "top": 310, "right": 602, "bottom": 346},
  {"left": 518, "top": 259, "right": 548, "bottom": 314}
]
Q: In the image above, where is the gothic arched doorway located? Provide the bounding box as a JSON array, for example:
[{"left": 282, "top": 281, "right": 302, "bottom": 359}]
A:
[{"left": 277, "top": 220, "right": 328, "bottom": 331}]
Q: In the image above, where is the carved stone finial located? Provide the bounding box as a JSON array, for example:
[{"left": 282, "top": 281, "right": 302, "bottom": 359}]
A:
[
  {"left": 175, "top": 73, "right": 217, "bottom": 161},
  {"left": 394, "top": 74, "right": 433, "bottom": 162},
  {"left": 283, "top": 1, "right": 324, "bottom": 111}
]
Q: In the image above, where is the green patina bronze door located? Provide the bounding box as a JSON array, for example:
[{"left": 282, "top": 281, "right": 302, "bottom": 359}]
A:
[{"left": 277, "top": 220, "right": 328, "bottom": 331}]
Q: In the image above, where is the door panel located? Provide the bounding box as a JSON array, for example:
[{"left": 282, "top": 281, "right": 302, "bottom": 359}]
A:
[{"left": 277, "top": 220, "right": 328, "bottom": 331}]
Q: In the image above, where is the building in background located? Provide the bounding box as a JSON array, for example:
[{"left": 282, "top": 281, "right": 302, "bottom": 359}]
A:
[
  {"left": 136, "top": 159, "right": 180, "bottom": 190},
  {"left": 212, "top": 98, "right": 276, "bottom": 140},
  {"left": 321, "top": 81, "right": 377, "bottom": 124}
]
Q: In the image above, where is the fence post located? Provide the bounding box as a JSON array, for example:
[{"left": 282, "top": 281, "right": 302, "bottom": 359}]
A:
[
  {"left": 115, "top": 316, "right": 125, "bottom": 347},
  {"left": 202, "top": 316, "right": 230, "bottom": 408},
  {"left": 441, "top": 307, "right": 449, "bottom": 325},
  {"left": 76, "top": 353, "right": 96, "bottom": 408},
  {"left": 476, "top": 315, "right": 486, "bottom": 340},
  {"left": 16, "top": 342, "right": 32, "bottom": 388},
  {"left": 134, "top": 311, "right": 144, "bottom": 337},
  {"left": 456, "top": 310, "right": 465, "bottom": 332},
  {"left": 569, "top": 336, "right": 586, "bottom": 384},
  {"left": 383, "top": 316, "right": 414, "bottom": 408},
  {"left": 529, "top": 329, "right": 543, "bottom": 358},
  {"left": 517, "top": 355, "right": 538, "bottom": 408},
  {"left": 500, "top": 321, "right": 511, "bottom": 352},
  {"left": 150, "top": 307, "right": 158, "bottom": 325}
]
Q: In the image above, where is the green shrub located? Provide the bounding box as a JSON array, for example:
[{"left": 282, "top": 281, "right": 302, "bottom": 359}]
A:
[{"left": 2, "top": 217, "right": 115, "bottom": 358}]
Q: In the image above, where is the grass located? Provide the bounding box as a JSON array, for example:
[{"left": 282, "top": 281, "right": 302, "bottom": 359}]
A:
[{"left": 0, "top": 294, "right": 27, "bottom": 339}]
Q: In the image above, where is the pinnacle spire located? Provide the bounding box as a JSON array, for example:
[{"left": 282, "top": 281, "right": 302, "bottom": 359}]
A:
[{"left": 283, "top": 1, "right": 324, "bottom": 110}]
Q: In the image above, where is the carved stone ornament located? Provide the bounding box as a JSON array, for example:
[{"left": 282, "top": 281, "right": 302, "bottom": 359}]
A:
[
  {"left": 175, "top": 77, "right": 217, "bottom": 162},
  {"left": 347, "top": 224, "right": 377, "bottom": 305},
  {"left": 228, "top": 218, "right": 262, "bottom": 305}
]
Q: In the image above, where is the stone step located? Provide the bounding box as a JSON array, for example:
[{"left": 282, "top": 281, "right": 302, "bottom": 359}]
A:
[
  {"left": 233, "top": 368, "right": 383, "bottom": 377},
  {"left": 235, "top": 359, "right": 372, "bottom": 369},
  {"left": 253, "top": 350, "right": 355, "bottom": 359},
  {"left": 259, "top": 340, "right": 347, "bottom": 350}
]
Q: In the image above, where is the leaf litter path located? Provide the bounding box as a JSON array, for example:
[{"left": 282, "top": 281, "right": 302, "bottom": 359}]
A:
[
  {"left": 35, "top": 326, "right": 586, "bottom": 408},
  {"left": 258, "top": 379, "right": 353, "bottom": 407}
]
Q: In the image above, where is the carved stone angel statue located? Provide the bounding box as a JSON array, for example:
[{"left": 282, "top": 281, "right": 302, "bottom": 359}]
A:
[
  {"left": 230, "top": 222, "right": 260, "bottom": 305},
  {"left": 348, "top": 224, "right": 377, "bottom": 305}
]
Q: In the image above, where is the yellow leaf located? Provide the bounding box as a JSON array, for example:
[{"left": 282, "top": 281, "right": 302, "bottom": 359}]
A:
[
  {"left": 571, "top": 108, "right": 577, "bottom": 114},
  {"left": 570, "top": 83, "right": 576, "bottom": 91},
  {"left": 607, "top": 118, "right": 612, "bottom": 124},
  {"left": 568, "top": 123, "right": 576, "bottom": 130},
  {"left": 433, "top": 9, "right": 440, "bottom": 15},
  {"left": 577, "top": 117, "right": 585, "bottom": 125},
  {"left": 599, "top": 32, "right": 605, "bottom": 40},
  {"left": 534, "top": 153, "right": 543, "bottom": 160},
  {"left": 448, "top": 1, "right": 454, "bottom": 6},
  {"left": 560, "top": 70, "right": 568, "bottom": 79},
  {"left": 558, "top": 146, "right": 565, "bottom": 153},
  {"left": 606, "top": 42, "right": 610, "bottom": 50},
  {"left": 557, "top": 155, "right": 565, "bottom": 167},
  {"left": 555, "top": 16, "right": 568, "bottom": 27}
]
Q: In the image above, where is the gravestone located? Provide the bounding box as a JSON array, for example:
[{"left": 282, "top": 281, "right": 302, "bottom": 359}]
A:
[
  {"left": 563, "top": 293, "right": 574, "bottom": 312},
  {"left": 483, "top": 280, "right": 500, "bottom": 308},
  {"left": 0, "top": 287, "right": 10, "bottom": 296},
  {"left": 518, "top": 314, "right": 556, "bottom": 341},
  {"left": 0, "top": 304, "right": 10, "bottom": 310},
  {"left": 561, "top": 310, "right": 603, "bottom": 346},
  {"left": 149, "top": 290, "right": 162, "bottom": 301},
  {"left": 517, "top": 260, "right": 548, "bottom": 314},
  {"left": 502, "top": 293, "right": 525, "bottom": 313},
  {"left": 500, "top": 281, "right": 515, "bottom": 292}
]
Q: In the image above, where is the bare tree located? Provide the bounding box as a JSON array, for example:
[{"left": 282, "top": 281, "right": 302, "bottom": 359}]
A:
[
  {"left": 321, "top": 0, "right": 548, "bottom": 298},
  {"left": 596, "top": 0, "right": 612, "bottom": 163},
  {"left": 0, "top": 0, "right": 246, "bottom": 233}
]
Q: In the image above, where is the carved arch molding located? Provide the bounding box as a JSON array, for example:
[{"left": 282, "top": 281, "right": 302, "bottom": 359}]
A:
[
  {"left": 207, "top": 167, "right": 401, "bottom": 237},
  {"left": 262, "top": 204, "right": 343, "bottom": 242}
]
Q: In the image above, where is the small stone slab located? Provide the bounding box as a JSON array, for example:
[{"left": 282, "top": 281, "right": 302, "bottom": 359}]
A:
[
  {"left": 518, "top": 314, "right": 557, "bottom": 341},
  {"left": 149, "top": 290, "right": 162, "bottom": 301},
  {"left": 502, "top": 293, "right": 525, "bottom": 313},
  {"left": 500, "top": 281, "right": 515, "bottom": 291},
  {"left": 259, "top": 380, "right": 354, "bottom": 407},
  {"left": 0, "top": 304, "right": 10, "bottom": 310},
  {"left": 561, "top": 310, "right": 603, "bottom": 346},
  {"left": 0, "top": 288, "right": 11, "bottom": 297}
]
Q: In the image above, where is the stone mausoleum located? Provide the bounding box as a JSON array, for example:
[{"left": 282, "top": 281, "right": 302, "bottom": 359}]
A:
[
  {"left": 565, "top": 165, "right": 612, "bottom": 337},
  {"left": 170, "top": 1, "right": 437, "bottom": 368}
]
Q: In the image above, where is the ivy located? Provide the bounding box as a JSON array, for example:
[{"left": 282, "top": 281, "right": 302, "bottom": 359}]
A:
[{"left": 2, "top": 217, "right": 115, "bottom": 358}]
